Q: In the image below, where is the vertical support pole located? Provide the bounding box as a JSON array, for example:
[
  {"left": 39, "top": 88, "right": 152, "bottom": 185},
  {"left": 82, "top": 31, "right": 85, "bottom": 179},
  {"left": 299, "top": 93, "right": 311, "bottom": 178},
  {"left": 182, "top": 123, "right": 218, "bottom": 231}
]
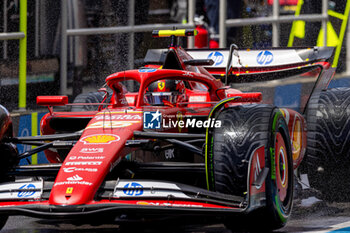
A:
[
  {"left": 219, "top": 0, "right": 227, "bottom": 48},
  {"left": 19, "top": 0, "right": 27, "bottom": 110},
  {"left": 347, "top": 13, "right": 350, "bottom": 73},
  {"left": 60, "top": 0, "right": 68, "bottom": 95},
  {"left": 322, "top": 0, "right": 328, "bottom": 46},
  {"left": 31, "top": 112, "right": 38, "bottom": 165},
  {"left": 3, "top": 0, "right": 8, "bottom": 59},
  {"left": 272, "top": 0, "right": 279, "bottom": 47},
  {"left": 34, "top": 0, "right": 39, "bottom": 57},
  {"left": 128, "top": 0, "right": 135, "bottom": 91},
  {"left": 128, "top": 0, "right": 134, "bottom": 70},
  {"left": 188, "top": 0, "right": 195, "bottom": 48}
]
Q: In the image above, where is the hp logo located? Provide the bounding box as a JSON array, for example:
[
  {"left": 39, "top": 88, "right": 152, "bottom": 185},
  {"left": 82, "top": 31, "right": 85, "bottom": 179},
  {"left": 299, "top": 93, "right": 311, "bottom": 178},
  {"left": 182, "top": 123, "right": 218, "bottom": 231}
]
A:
[
  {"left": 18, "top": 184, "right": 36, "bottom": 198},
  {"left": 256, "top": 51, "right": 273, "bottom": 65},
  {"left": 123, "top": 182, "right": 144, "bottom": 196},
  {"left": 207, "top": 51, "right": 224, "bottom": 66}
]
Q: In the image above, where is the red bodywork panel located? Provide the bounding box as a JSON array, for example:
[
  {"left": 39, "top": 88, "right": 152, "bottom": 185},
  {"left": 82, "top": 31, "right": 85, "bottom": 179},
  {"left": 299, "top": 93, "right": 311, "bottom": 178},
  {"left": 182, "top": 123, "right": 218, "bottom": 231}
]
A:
[
  {"left": 37, "top": 96, "right": 68, "bottom": 106},
  {"left": 49, "top": 110, "right": 141, "bottom": 205}
]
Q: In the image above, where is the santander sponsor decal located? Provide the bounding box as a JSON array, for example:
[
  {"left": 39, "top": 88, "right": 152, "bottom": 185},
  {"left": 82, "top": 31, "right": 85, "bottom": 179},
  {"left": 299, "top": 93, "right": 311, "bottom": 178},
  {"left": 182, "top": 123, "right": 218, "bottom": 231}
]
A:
[{"left": 53, "top": 174, "right": 92, "bottom": 186}]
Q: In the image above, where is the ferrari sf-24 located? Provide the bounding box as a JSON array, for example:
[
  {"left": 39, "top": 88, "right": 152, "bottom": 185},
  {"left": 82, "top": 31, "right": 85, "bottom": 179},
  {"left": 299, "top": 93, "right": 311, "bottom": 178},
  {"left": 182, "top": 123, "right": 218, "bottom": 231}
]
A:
[{"left": 0, "top": 29, "right": 336, "bottom": 230}]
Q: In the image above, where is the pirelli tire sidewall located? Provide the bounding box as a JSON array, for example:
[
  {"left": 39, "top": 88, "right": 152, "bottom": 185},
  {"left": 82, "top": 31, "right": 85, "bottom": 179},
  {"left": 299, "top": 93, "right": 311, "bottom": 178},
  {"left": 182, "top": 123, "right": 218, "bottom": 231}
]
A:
[
  {"left": 206, "top": 104, "right": 293, "bottom": 229},
  {"left": 306, "top": 87, "right": 350, "bottom": 201},
  {"left": 264, "top": 109, "right": 294, "bottom": 229}
]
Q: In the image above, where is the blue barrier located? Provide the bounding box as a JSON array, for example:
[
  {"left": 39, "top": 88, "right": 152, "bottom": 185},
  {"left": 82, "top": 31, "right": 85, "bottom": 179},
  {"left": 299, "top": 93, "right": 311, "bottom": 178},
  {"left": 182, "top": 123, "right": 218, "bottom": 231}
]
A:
[{"left": 17, "top": 112, "right": 48, "bottom": 165}]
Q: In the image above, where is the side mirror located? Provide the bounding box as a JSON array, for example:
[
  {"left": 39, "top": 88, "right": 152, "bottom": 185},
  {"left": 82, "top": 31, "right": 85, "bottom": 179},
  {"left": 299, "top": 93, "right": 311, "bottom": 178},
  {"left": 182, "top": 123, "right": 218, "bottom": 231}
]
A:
[{"left": 37, "top": 96, "right": 68, "bottom": 106}]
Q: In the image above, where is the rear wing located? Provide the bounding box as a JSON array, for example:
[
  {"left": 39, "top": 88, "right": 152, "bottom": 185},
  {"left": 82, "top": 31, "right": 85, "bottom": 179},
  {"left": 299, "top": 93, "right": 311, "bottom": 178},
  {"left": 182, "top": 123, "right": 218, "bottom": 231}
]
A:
[
  {"left": 144, "top": 47, "right": 334, "bottom": 79},
  {"left": 186, "top": 47, "right": 334, "bottom": 75}
]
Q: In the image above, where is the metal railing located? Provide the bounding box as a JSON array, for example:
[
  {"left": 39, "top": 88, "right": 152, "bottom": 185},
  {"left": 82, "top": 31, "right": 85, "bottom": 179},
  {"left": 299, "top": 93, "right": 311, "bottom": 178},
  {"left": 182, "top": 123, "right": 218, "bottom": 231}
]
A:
[
  {"left": 0, "top": 32, "right": 25, "bottom": 40},
  {"left": 218, "top": 0, "right": 329, "bottom": 48},
  {"left": 60, "top": 0, "right": 196, "bottom": 95}
]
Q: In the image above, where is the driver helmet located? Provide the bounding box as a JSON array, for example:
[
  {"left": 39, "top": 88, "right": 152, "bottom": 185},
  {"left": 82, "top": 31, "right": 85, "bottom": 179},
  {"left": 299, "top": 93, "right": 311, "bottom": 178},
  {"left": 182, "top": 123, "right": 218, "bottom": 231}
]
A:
[{"left": 145, "top": 80, "right": 185, "bottom": 106}]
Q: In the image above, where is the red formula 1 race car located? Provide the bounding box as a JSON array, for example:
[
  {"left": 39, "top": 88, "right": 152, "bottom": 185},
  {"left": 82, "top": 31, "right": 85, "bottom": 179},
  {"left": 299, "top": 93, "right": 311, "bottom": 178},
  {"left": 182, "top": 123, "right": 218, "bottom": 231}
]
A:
[{"left": 0, "top": 29, "right": 336, "bottom": 231}]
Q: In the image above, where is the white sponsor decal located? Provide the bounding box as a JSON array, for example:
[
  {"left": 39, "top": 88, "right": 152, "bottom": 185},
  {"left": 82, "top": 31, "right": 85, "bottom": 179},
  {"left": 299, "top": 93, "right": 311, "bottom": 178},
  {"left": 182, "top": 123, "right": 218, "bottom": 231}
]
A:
[
  {"left": 254, "top": 154, "right": 262, "bottom": 190},
  {"left": 63, "top": 167, "right": 98, "bottom": 173},
  {"left": 136, "top": 201, "right": 203, "bottom": 208},
  {"left": 86, "top": 121, "right": 140, "bottom": 129},
  {"left": 95, "top": 115, "right": 141, "bottom": 120},
  {"left": 69, "top": 156, "right": 105, "bottom": 160},
  {"left": 165, "top": 149, "right": 175, "bottom": 159},
  {"left": 182, "top": 71, "right": 194, "bottom": 77},
  {"left": 67, "top": 175, "right": 83, "bottom": 181},
  {"left": 65, "top": 161, "right": 102, "bottom": 166},
  {"left": 80, "top": 148, "right": 104, "bottom": 154},
  {"left": 189, "top": 95, "right": 207, "bottom": 102},
  {"left": 54, "top": 181, "right": 92, "bottom": 186}
]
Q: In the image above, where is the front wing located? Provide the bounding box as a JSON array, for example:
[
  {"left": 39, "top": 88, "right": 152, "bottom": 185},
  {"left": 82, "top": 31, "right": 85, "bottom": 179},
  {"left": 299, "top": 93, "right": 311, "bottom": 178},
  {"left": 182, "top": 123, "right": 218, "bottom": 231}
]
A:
[{"left": 0, "top": 179, "right": 250, "bottom": 219}]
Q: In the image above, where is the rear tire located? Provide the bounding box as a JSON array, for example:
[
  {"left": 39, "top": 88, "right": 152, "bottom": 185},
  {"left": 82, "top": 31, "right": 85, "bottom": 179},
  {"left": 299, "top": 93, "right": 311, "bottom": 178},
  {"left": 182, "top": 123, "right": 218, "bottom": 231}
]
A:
[
  {"left": 207, "top": 104, "right": 293, "bottom": 230},
  {"left": 307, "top": 88, "right": 350, "bottom": 201},
  {"left": 71, "top": 92, "right": 105, "bottom": 112}
]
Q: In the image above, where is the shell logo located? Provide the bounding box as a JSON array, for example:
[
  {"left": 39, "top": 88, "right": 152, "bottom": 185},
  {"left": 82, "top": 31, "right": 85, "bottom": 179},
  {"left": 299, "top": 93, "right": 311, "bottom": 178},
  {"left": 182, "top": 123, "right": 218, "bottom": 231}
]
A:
[{"left": 80, "top": 134, "right": 120, "bottom": 144}]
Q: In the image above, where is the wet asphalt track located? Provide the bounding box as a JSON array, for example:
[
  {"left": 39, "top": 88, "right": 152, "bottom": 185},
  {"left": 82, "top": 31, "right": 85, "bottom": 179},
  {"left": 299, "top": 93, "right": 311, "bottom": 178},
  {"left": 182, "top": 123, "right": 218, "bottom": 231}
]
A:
[{"left": 4, "top": 201, "right": 350, "bottom": 233}]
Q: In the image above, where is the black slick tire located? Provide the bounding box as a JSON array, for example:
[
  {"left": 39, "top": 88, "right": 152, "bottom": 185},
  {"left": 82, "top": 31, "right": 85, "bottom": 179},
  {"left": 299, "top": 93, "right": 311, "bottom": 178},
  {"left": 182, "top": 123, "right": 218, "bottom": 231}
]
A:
[{"left": 206, "top": 104, "right": 293, "bottom": 230}]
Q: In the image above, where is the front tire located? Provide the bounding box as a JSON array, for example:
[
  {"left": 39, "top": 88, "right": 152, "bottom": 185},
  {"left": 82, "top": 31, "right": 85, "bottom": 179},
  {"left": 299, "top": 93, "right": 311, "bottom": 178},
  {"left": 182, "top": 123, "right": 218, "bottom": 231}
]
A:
[{"left": 206, "top": 104, "right": 293, "bottom": 230}]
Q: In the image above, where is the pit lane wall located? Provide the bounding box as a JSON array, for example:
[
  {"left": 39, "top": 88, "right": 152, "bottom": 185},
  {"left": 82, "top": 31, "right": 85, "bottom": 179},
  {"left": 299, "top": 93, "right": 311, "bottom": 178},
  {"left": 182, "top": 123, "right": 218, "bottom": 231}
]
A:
[
  {"left": 9, "top": 76, "right": 350, "bottom": 165},
  {"left": 11, "top": 111, "right": 49, "bottom": 165}
]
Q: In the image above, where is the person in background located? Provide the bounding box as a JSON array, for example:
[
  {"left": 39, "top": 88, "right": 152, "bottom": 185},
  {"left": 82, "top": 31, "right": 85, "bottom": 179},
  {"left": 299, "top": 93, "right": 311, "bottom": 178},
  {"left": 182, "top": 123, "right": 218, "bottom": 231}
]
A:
[{"left": 204, "top": 0, "right": 242, "bottom": 46}]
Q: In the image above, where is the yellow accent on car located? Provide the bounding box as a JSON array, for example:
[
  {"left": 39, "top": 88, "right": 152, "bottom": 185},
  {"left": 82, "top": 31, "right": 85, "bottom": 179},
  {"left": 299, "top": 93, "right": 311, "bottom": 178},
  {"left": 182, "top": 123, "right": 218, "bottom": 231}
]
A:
[
  {"left": 66, "top": 187, "right": 73, "bottom": 194},
  {"left": 152, "top": 29, "right": 198, "bottom": 38},
  {"left": 158, "top": 81, "right": 165, "bottom": 90}
]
